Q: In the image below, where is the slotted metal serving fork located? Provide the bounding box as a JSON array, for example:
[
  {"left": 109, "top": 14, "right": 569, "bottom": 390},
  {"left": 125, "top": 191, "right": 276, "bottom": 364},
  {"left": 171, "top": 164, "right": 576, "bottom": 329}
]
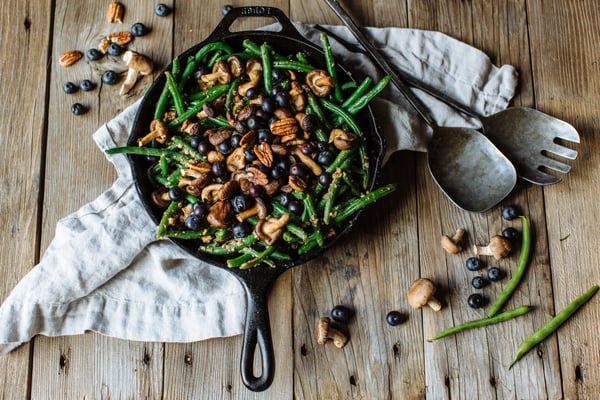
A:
[{"left": 321, "top": 0, "right": 580, "bottom": 185}]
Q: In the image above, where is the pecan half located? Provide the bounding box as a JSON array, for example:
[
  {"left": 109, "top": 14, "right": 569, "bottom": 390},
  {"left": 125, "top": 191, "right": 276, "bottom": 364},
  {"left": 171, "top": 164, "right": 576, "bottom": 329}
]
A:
[
  {"left": 107, "top": 31, "right": 133, "bottom": 45},
  {"left": 288, "top": 175, "right": 308, "bottom": 191},
  {"left": 254, "top": 142, "right": 274, "bottom": 167},
  {"left": 107, "top": 2, "right": 124, "bottom": 23},
  {"left": 59, "top": 51, "right": 83, "bottom": 67},
  {"left": 247, "top": 166, "right": 269, "bottom": 186},
  {"left": 270, "top": 117, "right": 299, "bottom": 137}
]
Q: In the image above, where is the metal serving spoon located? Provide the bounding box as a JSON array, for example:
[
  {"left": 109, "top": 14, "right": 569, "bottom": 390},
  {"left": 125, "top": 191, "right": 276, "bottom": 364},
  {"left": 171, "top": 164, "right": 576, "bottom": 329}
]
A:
[
  {"left": 321, "top": 1, "right": 579, "bottom": 186},
  {"left": 324, "top": 0, "right": 517, "bottom": 212}
]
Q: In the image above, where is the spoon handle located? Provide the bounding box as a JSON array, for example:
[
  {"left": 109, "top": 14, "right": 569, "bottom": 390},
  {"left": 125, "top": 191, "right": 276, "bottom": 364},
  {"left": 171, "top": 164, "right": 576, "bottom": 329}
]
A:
[{"left": 323, "top": 0, "right": 439, "bottom": 126}]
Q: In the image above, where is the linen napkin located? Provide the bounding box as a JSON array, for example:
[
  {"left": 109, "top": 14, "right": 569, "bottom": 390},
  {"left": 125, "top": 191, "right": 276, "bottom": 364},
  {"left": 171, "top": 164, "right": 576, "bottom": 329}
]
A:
[{"left": 0, "top": 23, "right": 518, "bottom": 355}]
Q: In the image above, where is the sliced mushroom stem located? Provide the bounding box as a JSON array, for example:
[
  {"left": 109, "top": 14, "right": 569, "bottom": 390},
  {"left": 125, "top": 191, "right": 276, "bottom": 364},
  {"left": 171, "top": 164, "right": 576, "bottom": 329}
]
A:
[{"left": 440, "top": 228, "right": 465, "bottom": 254}]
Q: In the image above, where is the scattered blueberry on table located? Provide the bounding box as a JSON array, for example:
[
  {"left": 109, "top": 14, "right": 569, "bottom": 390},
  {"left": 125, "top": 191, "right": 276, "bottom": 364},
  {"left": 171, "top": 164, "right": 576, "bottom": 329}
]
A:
[
  {"left": 467, "top": 293, "right": 485, "bottom": 309},
  {"left": 101, "top": 70, "right": 119, "bottom": 85},
  {"left": 86, "top": 48, "right": 103, "bottom": 61},
  {"left": 131, "top": 22, "right": 149, "bottom": 37},
  {"left": 70, "top": 103, "right": 87, "bottom": 116},
  {"left": 471, "top": 276, "right": 488, "bottom": 289},
  {"left": 155, "top": 3, "right": 172, "bottom": 17},
  {"left": 79, "top": 79, "right": 95, "bottom": 92},
  {"left": 331, "top": 305, "right": 353, "bottom": 323},
  {"left": 502, "top": 227, "right": 520, "bottom": 241},
  {"left": 466, "top": 257, "right": 483, "bottom": 271},
  {"left": 107, "top": 42, "right": 124, "bottom": 56},
  {"left": 502, "top": 205, "right": 520, "bottom": 221},
  {"left": 487, "top": 267, "right": 504, "bottom": 282},
  {"left": 386, "top": 311, "right": 405, "bottom": 326},
  {"left": 63, "top": 81, "right": 78, "bottom": 94}
]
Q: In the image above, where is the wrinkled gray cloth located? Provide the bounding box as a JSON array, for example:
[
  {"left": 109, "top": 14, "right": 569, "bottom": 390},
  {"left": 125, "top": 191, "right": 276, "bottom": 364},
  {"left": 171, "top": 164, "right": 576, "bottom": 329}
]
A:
[{"left": 0, "top": 24, "right": 517, "bottom": 355}]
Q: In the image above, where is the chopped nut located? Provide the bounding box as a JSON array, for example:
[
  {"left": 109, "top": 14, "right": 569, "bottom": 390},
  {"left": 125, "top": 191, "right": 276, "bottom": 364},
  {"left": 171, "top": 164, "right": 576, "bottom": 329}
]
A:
[
  {"left": 59, "top": 51, "right": 83, "bottom": 67},
  {"left": 288, "top": 175, "right": 308, "bottom": 191},
  {"left": 270, "top": 117, "right": 299, "bottom": 137},
  {"left": 247, "top": 166, "right": 269, "bottom": 186},
  {"left": 107, "top": 2, "right": 124, "bottom": 23},
  {"left": 181, "top": 119, "right": 201, "bottom": 136},
  {"left": 98, "top": 38, "right": 111, "bottom": 54},
  {"left": 227, "top": 147, "right": 247, "bottom": 171},
  {"left": 254, "top": 142, "right": 274, "bottom": 167},
  {"left": 107, "top": 31, "right": 133, "bottom": 45}
]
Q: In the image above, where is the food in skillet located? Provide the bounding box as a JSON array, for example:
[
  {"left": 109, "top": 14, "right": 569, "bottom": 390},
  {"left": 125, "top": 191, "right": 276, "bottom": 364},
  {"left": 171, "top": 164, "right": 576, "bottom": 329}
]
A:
[{"left": 107, "top": 33, "right": 395, "bottom": 268}]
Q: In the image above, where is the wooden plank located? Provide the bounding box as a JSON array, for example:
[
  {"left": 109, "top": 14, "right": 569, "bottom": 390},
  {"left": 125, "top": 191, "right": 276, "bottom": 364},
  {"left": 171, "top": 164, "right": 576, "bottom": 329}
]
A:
[
  {"left": 527, "top": 1, "right": 600, "bottom": 398},
  {"left": 159, "top": 1, "right": 295, "bottom": 398},
  {"left": 410, "top": 1, "right": 560, "bottom": 399},
  {"left": 0, "top": 0, "right": 53, "bottom": 398},
  {"left": 289, "top": 1, "right": 425, "bottom": 398},
  {"left": 31, "top": 1, "right": 170, "bottom": 398}
]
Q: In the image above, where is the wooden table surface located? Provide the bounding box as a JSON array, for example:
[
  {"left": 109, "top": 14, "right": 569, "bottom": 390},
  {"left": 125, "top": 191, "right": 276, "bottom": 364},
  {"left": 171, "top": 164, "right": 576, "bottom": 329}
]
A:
[{"left": 2, "top": 0, "right": 599, "bottom": 398}]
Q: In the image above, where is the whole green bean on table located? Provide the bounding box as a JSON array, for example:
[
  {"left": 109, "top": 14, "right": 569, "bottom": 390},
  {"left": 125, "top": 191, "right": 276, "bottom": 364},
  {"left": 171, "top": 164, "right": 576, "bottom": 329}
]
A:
[{"left": 107, "top": 35, "right": 395, "bottom": 269}]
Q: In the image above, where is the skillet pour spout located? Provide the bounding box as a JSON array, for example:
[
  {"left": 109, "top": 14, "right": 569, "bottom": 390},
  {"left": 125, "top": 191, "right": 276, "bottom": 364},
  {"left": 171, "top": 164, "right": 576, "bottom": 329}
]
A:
[{"left": 126, "top": 5, "right": 385, "bottom": 392}]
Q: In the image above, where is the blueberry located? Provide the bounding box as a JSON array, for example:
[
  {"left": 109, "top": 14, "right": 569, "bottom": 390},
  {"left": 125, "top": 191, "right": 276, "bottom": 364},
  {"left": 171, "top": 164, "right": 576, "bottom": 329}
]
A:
[
  {"left": 467, "top": 293, "right": 485, "bottom": 309},
  {"left": 270, "top": 165, "right": 287, "bottom": 180},
  {"left": 244, "top": 149, "right": 257, "bottom": 162},
  {"left": 316, "top": 141, "right": 328, "bottom": 152},
  {"left": 102, "top": 70, "right": 119, "bottom": 85},
  {"left": 63, "top": 81, "right": 78, "bottom": 94},
  {"left": 79, "top": 79, "right": 95, "bottom": 92},
  {"left": 211, "top": 161, "right": 228, "bottom": 177},
  {"left": 331, "top": 305, "right": 352, "bottom": 323},
  {"left": 386, "top": 311, "right": 405, "bottom": 326},
  {"left": 86, "top": 48, "right": 104, "bottom": 61},
  {"left": 279, "top": 192, "right": 294, "bottom": 207},
  {"left": 257, "top": 128, "right": 273, "bottom": 144},
  {"left": 261, "top": 97, "right": 276, "bottom": 113},
  {"left": 221, "top": 4, "right": 233, "bottom": 16},
  {"left": 274, "top": 91, "right": 290, "bottom": 107},
  {"left": 300, "top": 143, "right": 315, "bottom": 155},
  {"left": 249, "top": 185, "right": 264, "bottom": 198},
  {"left": 230, "top": 134, "right": 242, "bottom": 148},
  {"left": 466, "top": 257, "right": 483, "bottom": 271},
  {"left": 131, "top": 22, "right": 149, "bottom": 37},
  {"left": 487, "top": 267, "right": 504, "bottom": 282},
  {"left": 471, "top": 276, "right": 488, "bottom": 289},
  {"left": 317, "top": 150, "right": 334, "bottom": 166},
  {"left": 70, "top": 103, "right": 87, "bottom": 116},
  {"left": 168, "top": 186, "right": 184, "bottom": 201},
  {"left": 217, "top": 140, "right": 232, "bottom": 155},
  {"left": 192, "top": 202, "right": 208, "bottom": 219},
  {"left": 107, "top": 42, "right": 124, "bottom": 56},
  {"left": 289, "top": 162, "right": 308, "bottom": 177},
  {"left": 246, "top": 115, "right": 263, "bottom": 131},
  {"left": 502, "top": 227, "right": 520, "bottom": 241},
  {"left": 271, "top": 68, "right": 287, "bottom": 83},
  {"left": 193, "top": 66, "right": 209, "bottom": 81},
  {"left": 155, "top": 3, "right": 172, "bottom": 17},
  {"left": 502, "top": 205, "right": 520, "bottom": 221},
  {"left": 184, "top": 215, "right": 202, "bottom": 231},
  {"left": 197, "top": 140, "right": 211, "bottom": 155},
  {"left": 231, "top": 195, "right": 254, "bottom": 214},
  {"left": 232, "top": 221, "right": 252, "bottom": 238},
  {"left": 190, "top": 136, "right": 202, "bottom": 149},
  {"left": 288, "top": 199, "right": 304, "bottom": 215},
  {"left": 318, "top": 172, "right": 333, "bottom": 187},
  {"left": 245, "top": 87, "right": 258, "bottom": 99}
]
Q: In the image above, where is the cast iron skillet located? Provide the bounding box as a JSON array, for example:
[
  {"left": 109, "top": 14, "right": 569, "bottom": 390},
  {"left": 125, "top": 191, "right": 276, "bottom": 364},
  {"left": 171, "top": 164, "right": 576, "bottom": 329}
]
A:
[{"left": 127, "top": 6, "right": 385, "bottom": 392}]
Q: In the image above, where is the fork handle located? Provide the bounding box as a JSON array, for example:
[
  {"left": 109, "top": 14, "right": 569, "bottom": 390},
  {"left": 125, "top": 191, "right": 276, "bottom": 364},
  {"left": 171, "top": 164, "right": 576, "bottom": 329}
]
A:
[{"left": 323, "top": 0, "right": 439, "bottom": 126}]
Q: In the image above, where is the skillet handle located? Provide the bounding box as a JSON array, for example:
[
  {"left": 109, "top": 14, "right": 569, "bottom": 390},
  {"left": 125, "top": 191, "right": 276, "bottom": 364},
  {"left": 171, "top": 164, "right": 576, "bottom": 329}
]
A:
[
  {"left": 207, "top": 6, "right": 305, "bottom": 42},
  {"left": 237, "top": 271, "right": 279, "bottom": 392}
]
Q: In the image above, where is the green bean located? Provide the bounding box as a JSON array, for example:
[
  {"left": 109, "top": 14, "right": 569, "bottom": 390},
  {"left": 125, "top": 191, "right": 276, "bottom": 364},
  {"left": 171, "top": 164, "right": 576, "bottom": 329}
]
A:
[
  {"left": 295, "top": 51, "right": 310, "bottom": 64},
  {"left": 341, "top": 76, "right": 373, "bottom": 108},
  {"left": 427, "top": 306, "right": 533, "bottom": 342},
  {"left": 334, "top": 184, "right": 397, "bottom": 224},
  {"left": 225, "top": 77, "right": 241, "bottom": 115},
  {"left": 157, "top": 201, "right": 179, "bottom": 238},
  {"left": 509, "top": 285, "right": 599, "bottom": 369},
  {"left": 242, "top": 39, "right": 261, "bottom": 56},
  {"left": 260, "top": 42, "right": 273, "bottom": 95},
  {"left": 201, "top": 235, "right": 259, "bottom": 256},
  {"left": 272, "top": 60, "right": 315, "bottom": 73},
  {"left": 487, "top": 216, "right": 532, "bottom": 317},
  {"left": 177, "top": 56, "right": 197, "bottom": 91},
  {"left": 346, "top": 75, "right": 391, "bottom": 115},
  {"left": 194, "top": 41, "right": 233, "bottom": 63},
  {"left": 322, "top": 168, "right": 343, "bottom": 225},
  {"left": 165, "top": 71, "right": 185, "bottom": 117},
  {"left": 186, "top": 83, "right": 230, "bottom": 102},
  {"left": 154, "top": 57, "right": 181, "bottom": 119},
  {"left": 341, "top": 81, "right": 358, "bottom": 91},
  {"left": 239, "top": 245, "right": 277, "bottom": 269},
  {"left": 207, "top": 50, "right": 224, "bottom": 68},
  {"left": 169, "top": 84, "right": 230, "bottom": 126},
  {"left": 105, "top": 146, "right": 190, "bottom": 165},
  {"left": 320, "top": 32, "right": 343, "bottom": 103},
  {"left": 305, "top": 88, "right": 332, "bottom": 131},
  {"left": 202, "top": 116, "right": 232, "bottom": 128},
  {"left": 294, "top": 191, "right": 324, "bottom": 247}
]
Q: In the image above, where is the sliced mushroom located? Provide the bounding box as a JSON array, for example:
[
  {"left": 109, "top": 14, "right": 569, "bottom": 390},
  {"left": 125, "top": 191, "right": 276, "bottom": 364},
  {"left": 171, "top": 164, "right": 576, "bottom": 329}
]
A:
[
  {"left": 201, "top": 60, "right": 232, "bottom": 85},
  {"left": 236, "top": 197, "right": 268, "bottom": 221},
  {"left": 238, "top": 58, "right": 263, "bottom": 96},
  {"left": 329, "top": 128, "right": 358, "bottom": 151},
  {"left": 151, "top": 188, "right": 171, "bottom": 208},
  {"left": 120, "top": 50, "right": 153, "bottom": 95},
  {"left": 289, "top": 80, "right": 306, "bottom": 111},
  {"left": 254, "top": 213, "right": 290, "bottom": 245},
  {"left": 206, "top": 200, "right": 233, "bottom": 229},
  {"left": 305, "top": 69, "right": 335, "bottom": 97},
  {"left": 196, "top": 103, "right": 216, "bottom": 120},
  {"left": 227, "top": 55, "right": 245, "bottom": 78},
  {"left": 137, "top": 119, "right": 168, "bottom": 146}
]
